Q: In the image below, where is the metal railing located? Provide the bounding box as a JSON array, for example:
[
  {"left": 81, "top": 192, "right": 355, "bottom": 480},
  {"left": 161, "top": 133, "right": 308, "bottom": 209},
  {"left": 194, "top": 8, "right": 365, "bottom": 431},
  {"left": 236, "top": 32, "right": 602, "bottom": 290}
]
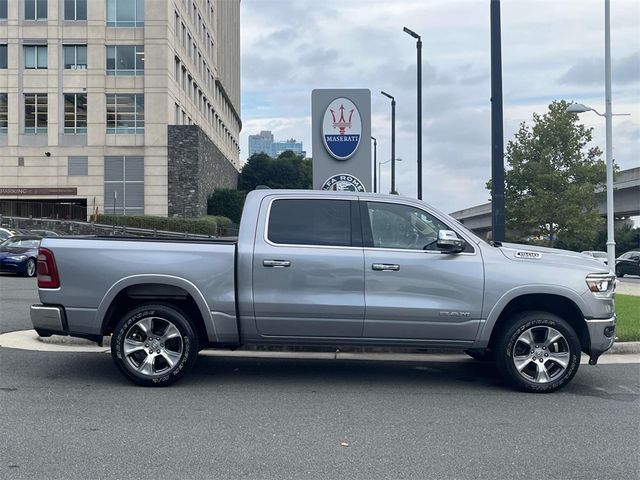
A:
[
  {"left": 0, "top": 215, "right": 238, "bottom": 240},
  {"left": 0, "top": 200, "right": 87, "bottom": 220}
]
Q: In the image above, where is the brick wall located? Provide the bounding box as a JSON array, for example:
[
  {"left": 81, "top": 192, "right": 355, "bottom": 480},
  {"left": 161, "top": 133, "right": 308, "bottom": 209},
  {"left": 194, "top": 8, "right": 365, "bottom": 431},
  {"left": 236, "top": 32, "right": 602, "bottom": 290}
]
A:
[{"left": 167, "top": 125, "right": 239, "bottom": 217}]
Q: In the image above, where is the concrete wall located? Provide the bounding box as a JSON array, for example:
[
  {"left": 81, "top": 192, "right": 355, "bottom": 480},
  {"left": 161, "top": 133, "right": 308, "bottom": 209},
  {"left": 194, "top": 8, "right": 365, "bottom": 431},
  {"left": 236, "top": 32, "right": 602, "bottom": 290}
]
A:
[{"left": 167, "top": 125, "right": 238, "bottom": 217}]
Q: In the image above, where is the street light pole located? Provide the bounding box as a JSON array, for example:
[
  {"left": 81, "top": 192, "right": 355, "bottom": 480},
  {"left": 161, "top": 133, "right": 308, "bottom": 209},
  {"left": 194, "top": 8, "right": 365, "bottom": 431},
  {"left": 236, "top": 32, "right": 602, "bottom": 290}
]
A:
[
  {"left": 381, "top": 91, "right": 397, "bottom": 194},
  {"left": 604, "top": 0, "right": 615, "bottom": 270},
  {"left": 403, "top": 27, "right": 422, "bottom": 200},
  {"left": 378, "top": 158, "right": 403, "bottom": 194},
  {"left": 371, "top": 136, "right": 377, "bottom": 193},
  {"left": 566, "top": 1, "right": 621, "bottom": 271},
  {"left": 490, "top": 0, "right": 505, "bottom": 242}
]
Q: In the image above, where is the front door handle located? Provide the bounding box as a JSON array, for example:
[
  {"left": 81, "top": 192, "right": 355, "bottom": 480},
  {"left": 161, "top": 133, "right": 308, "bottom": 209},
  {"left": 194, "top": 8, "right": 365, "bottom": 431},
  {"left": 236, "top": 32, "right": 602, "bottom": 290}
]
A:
[
  {"left": 372, "top": 263, "right": 400, "bottom": 271},
  {"left": 263, "top": 259, "right": 291, "bottom": 268}
]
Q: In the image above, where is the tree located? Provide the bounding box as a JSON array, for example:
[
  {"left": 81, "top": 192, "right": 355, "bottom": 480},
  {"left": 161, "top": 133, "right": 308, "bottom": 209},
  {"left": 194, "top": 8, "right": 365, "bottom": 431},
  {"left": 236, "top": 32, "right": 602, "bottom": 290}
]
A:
[
  {"left": 238, "top": 152, "right": 312, "bottom": 191},
  {"left": 489, "top": 100, "right": 607, "bottom": 248},
  {"left": 207, "top": 189, "right": 246, "bottom": 224}
]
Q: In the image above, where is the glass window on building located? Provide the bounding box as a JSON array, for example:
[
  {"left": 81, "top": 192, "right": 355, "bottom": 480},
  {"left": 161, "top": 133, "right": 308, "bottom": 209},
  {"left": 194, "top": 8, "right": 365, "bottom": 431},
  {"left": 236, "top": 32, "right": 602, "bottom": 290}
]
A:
[
  {"left": 107, "top": 0, "right": 144, "bottom": 27},
  {"left": 0, "top": 44, "right": 6, "bottom": 69},
  {"left": 106, "top": 45, "right": 144, "bottom": 75},
  {"left": 64, "top": 0, "right": 87, "bottom": 21},
  {"left": 106, "top": 94, "right": 144, "bottom": 134},
  {"left": 25, "top": 0, "right": 47, "bottom": 20},
  {"left": 24, "top": 45, "right": 47, "bottom": 69},
  {"left": 63, "top": 44, "right": 87, "bottom": 69},
  {"left": 68, "top": 156, "right": 88, "bottom": 176},
  {"left": 0, "top": 93, "right": 7, "bottom": 133},
  {"left": 24, "top": 93, "right": 48, "bottom": 134},
  {"left": 64, "top": 93, "right": 87, "bottom": 134},
  {"left": 104, "top": 156, "right": 144, "bottom": 215},
  {"left": 0, "top": 0, "right": 7, "bottom": 20}
]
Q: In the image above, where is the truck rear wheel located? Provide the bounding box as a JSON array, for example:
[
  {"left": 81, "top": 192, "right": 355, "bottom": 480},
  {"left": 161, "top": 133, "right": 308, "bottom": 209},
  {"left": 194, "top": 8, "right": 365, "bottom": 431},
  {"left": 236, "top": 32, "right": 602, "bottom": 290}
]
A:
[
  {"left": 111, "top": 304, "right": 198, "bottom": 387},
  {"left": 495, "top": 311, "right": 581, "bottom": 393}
]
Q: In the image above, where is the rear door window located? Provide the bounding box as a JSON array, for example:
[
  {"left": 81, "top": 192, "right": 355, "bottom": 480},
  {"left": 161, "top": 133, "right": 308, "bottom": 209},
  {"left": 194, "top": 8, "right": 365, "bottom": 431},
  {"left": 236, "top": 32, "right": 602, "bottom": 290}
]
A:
[{"left": 267, "top": 199, "right": 352, "bottom": 246}]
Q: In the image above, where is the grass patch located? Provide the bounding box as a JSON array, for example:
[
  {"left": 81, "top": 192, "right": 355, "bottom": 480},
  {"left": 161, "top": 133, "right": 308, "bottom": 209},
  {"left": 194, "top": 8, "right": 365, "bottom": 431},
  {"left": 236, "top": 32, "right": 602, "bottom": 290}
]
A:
[{"left": 616, "top": 294, "right": 640, "bottom": 342}]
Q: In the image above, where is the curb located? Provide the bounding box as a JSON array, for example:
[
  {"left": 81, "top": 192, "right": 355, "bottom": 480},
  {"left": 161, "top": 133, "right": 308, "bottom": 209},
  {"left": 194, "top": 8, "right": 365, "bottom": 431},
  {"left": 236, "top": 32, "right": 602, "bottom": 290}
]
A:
[
  {"left": 609, "top": 341, "right": 640, "bottom": 354},
  {"left": 36, "top": 333, "right": 640, "bottom": 355},
  {"left": 1, "top": 330, "right": 638, "bottom": 364}
]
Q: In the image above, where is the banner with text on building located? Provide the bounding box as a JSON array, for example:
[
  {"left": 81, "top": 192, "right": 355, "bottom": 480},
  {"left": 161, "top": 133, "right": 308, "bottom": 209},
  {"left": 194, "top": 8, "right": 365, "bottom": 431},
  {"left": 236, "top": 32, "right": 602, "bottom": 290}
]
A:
[{"left": 311, "top": 89, "right": 372, "bottom": 192}]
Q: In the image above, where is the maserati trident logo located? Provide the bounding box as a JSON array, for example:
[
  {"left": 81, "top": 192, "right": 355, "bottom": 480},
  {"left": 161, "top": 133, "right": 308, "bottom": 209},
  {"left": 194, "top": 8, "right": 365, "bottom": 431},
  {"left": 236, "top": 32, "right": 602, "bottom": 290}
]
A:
[{"left": 322, "top": 97, "right": 362, "bottom": 160}]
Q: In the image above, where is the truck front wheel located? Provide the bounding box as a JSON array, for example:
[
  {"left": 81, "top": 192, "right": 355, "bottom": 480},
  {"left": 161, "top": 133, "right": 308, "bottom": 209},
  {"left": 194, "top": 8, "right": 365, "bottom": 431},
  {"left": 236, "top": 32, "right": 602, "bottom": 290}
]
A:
[
  {"left": 496, "top": 311, "right": 581, "bottom": 393},
  {"left": 111, "top": 304, "right": 198, "bottom": 387}
]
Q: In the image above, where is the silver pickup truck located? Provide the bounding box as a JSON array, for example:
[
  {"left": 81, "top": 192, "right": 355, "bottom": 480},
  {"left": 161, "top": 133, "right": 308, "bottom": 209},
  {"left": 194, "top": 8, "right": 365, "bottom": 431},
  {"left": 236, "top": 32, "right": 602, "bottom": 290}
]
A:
[{"left": 31, "top": 190, "right": 616, "bottom": 392}]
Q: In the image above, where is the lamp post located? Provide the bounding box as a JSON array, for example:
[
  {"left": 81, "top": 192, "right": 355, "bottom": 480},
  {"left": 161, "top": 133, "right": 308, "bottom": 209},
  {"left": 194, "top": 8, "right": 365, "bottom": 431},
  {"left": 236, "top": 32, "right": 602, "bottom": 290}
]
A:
[
  {"left": 380, "top": 91, "right": 397, "bottom": 194},
  {"left": 403, "top": 27, "right": 422, "bottom": 200},
  {"left": 378, "top": 158, "right": 403, "bottom": 194},
  {"left": 371, "top": 136, "right": 377, "bottom": 193},
  {"left": 566, "top": 101, "right": 629, "bottom": 270},
  {"left": 565, "top": 0, "right": 630, "bottom": 271}
]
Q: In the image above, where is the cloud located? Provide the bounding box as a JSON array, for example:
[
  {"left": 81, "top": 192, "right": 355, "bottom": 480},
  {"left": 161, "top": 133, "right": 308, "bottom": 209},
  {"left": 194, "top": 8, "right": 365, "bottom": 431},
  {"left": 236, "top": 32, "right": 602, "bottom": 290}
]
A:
[
  {"left": 558, "top": 51, "right": 640, "bottom": 85},
  {"left": 240, "top": 0, "right": 640, "bottom": 213}
]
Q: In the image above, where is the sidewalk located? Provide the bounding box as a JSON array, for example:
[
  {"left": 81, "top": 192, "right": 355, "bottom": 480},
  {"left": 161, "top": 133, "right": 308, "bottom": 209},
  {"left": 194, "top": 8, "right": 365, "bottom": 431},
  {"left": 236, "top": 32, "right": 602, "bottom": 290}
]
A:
[{"left": 617, "top": 278, "right": 640, "bottom": 296}]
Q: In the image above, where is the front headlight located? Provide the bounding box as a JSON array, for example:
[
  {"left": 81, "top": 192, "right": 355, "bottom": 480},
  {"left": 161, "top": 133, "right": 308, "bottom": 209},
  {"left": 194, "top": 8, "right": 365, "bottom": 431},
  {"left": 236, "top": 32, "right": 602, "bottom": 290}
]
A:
[
  {"left": 6, "top": 255, "right": 27, "bottom": 261},
  {"left": 586, "top": 273, "right": 616, "bottom": 296}
]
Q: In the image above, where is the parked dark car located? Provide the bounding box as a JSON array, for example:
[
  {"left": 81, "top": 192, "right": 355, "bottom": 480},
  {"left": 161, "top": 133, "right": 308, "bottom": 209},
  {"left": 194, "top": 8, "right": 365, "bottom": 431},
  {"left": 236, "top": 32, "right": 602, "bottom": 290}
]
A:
[
  {"left": 616, "top": 251, "right": 640, "bottom": 277},
  {"left": 0, "top": 235, "right": 42, "bottom": 277}
]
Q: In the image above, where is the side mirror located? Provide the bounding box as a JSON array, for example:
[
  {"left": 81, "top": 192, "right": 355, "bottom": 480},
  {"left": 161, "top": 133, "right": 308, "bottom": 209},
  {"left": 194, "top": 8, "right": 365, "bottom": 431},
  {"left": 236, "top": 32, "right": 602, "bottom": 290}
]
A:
[{"left": 436, "top": 230, "right": 465, "bottom": 254}]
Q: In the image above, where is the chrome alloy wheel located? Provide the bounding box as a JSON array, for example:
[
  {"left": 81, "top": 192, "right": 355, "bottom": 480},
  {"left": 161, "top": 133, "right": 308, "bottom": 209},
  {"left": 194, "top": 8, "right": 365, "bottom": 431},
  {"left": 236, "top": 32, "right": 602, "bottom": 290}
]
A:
[
  {"left": 512, "top": 326, "right": 570, "bottom": 383},
  {"left": 123, "top": 317, "right": 183, "bottom": 377},
  {"left": 26, "top": 259, "right": 36, "bottom": 277}
]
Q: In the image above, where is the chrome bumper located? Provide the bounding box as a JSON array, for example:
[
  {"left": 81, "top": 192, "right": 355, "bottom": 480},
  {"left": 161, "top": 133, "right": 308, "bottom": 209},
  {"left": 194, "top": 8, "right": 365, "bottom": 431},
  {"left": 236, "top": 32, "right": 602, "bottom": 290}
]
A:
[
  {"left": 30, "top": 304, "right": 67, "bottom": 335},
  {"left": 585, "top": 315, "right": 616, "bottom": 363}
]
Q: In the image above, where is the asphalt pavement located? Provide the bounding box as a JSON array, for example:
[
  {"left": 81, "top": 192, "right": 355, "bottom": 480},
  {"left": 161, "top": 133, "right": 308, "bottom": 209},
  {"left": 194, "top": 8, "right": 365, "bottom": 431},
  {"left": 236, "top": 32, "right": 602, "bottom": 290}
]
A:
[{"left": 1, "top": 274, "right": 639, "bottom": 480}]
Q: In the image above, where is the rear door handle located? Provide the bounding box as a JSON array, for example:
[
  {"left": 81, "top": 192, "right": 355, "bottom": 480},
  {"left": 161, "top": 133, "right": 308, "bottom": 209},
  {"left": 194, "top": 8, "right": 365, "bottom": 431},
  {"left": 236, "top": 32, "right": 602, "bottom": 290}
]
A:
[
  {"left": 263, "top": 259, "right": 291, "bottom": 268},
  {"left": 372, "top": 263, "right": 400, "bottom": 271}
]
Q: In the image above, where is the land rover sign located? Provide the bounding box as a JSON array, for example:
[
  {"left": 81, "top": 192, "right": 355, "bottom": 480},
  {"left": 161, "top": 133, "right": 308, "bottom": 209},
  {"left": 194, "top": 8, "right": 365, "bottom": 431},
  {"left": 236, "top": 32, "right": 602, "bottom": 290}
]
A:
[{"left": 312, "top": 89, "right": 372, "bottom": 191}]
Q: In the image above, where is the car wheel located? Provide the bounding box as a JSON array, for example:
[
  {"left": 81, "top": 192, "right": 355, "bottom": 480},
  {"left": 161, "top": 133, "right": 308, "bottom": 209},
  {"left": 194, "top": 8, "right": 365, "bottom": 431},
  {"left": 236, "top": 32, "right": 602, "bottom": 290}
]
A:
[
  {"left": 464, "top": 349, "right": 495, "bottom": 362},
  {"left": 495, "top": 311, "right": 581, "bottom": 393},
  {"left": 615, "top": 267, "right": 624, "bottom": 278},
  {"left": 25, "top": 258, "right": 37, "bottom": 277},
  {"left": 111, "top": 304, "right": 198, "bottom": 387}
]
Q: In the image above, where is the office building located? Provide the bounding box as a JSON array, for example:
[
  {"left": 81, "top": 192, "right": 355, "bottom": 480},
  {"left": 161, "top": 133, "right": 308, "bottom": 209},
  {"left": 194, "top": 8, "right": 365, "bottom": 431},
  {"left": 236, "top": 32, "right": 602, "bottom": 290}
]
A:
[{"left": 0, "top": 0, "right": 241, "bottom": 218}]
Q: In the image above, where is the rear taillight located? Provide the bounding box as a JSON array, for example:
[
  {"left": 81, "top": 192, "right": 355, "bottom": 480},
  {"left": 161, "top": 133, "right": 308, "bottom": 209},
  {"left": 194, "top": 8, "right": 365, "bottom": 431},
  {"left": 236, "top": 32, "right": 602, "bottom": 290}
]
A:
[{"left": 37, "top": 247, "right": 60, "bottom": 289}]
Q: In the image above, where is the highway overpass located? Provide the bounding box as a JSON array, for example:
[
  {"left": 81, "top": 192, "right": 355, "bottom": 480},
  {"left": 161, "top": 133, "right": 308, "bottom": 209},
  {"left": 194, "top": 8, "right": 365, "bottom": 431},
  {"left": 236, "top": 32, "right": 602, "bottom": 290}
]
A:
[{"left": 450, "top": 167, "right": 640, "bottom": 238}]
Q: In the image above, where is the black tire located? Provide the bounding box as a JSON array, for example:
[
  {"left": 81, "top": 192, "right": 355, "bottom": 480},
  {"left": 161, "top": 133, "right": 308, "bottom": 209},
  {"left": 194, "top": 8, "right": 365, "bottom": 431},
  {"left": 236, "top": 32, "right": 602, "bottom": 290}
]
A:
[
  {"left": 111, "top": 304, "right": 198, "bottom": 387},
  {"left": 25, "top": 258, "right": 37, "bottom": 277},
  {"left": 615, "top": 268, "right": 624, "bottom": 278},
  {"left": 495, "top": 311, "right": 581, "bottom": 393},
  {"left": 464, "top": 349, "right": 495, "bottom": 362}
]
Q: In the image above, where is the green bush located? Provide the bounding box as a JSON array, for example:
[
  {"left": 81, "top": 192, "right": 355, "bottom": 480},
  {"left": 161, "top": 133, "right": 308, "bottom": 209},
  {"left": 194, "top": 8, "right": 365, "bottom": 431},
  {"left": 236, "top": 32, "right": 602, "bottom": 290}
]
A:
[
  {"left": 96, "top": 214, "right": 231, "bottom": 236},
  {"left": 207, "top": 189, "right": 246, "bottom": 223}
]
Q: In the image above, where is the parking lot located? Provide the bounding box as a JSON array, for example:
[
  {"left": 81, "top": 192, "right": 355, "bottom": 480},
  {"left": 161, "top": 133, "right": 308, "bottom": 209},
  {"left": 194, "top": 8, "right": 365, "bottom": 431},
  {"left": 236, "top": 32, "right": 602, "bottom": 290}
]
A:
[{"left": 1, "top": 275, "right": 639, "bottom": 480}]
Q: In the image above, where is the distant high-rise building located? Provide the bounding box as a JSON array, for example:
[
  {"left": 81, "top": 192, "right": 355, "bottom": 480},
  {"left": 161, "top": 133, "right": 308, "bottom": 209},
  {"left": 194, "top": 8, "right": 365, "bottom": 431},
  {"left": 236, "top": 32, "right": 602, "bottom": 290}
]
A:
[
  {"left": 248, "top": 130, "right": 274, "bottom": 157},
  {"left": 248, "top": 130, "right": 305, "bottom": 158}
]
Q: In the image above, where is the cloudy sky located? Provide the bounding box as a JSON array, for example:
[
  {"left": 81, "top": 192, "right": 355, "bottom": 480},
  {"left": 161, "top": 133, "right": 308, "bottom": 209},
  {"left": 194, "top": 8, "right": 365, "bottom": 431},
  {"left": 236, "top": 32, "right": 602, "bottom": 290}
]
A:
[{"left": 239, "top": 0, "right": 639, "bottom": 214}]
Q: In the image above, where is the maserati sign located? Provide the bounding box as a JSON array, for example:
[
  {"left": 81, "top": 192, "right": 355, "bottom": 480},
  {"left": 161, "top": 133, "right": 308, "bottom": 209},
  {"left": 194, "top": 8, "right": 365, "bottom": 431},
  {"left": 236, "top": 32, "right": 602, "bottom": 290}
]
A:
[
  {"left": 312, "top": 89, "right": 371, "bottom": 191},
  {"left": 321, "top": 97, "right": 362, "bottom": 160}
]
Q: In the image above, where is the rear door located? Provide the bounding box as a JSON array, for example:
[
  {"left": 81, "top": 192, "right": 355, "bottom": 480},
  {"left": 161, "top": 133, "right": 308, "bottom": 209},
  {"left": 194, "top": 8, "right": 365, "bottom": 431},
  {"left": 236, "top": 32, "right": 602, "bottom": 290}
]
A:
[
  {"left": 252, "top": 196, "right": 365, "bottom": 337},
  {"left": 361, "top": 200, "right": 484, "bottom": 342}
]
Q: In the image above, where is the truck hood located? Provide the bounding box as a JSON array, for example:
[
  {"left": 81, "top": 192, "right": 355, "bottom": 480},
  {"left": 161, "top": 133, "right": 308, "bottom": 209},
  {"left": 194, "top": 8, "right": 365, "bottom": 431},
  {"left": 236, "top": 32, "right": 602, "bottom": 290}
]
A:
[{"left": 497, "top": 242, "right": 611, "bottom": 273}]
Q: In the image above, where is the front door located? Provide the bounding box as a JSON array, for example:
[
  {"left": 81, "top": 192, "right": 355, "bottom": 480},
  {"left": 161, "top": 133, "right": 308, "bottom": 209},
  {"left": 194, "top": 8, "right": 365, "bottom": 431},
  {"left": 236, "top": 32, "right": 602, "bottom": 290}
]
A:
[
  {"left": 361, "top": 200, "right": 484, "bottom": 342},
  {"left": 252, "top": 197, "right": 365, "bottom": 337}
]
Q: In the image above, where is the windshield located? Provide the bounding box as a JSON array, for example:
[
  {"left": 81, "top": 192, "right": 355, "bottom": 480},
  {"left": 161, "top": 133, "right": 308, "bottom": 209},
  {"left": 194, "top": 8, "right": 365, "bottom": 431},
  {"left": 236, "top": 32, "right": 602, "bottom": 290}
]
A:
[{"left": 1, "top": 238, "right": 41, "bottom": 248}]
